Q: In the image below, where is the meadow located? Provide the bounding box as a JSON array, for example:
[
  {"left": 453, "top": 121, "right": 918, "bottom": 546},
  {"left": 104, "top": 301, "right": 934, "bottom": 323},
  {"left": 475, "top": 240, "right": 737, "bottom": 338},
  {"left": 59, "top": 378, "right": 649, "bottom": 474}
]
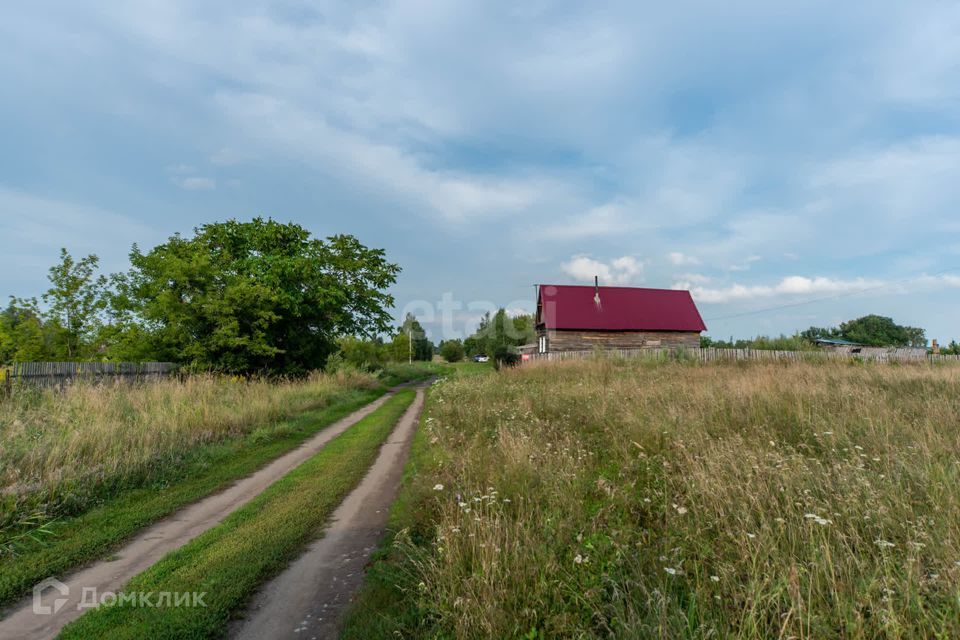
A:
[
  {"left": 0, "top": 370, "right": 378, "bottom": 530},
  {"left": 344, "top": 359, "right": 960, "bottom": 639}
]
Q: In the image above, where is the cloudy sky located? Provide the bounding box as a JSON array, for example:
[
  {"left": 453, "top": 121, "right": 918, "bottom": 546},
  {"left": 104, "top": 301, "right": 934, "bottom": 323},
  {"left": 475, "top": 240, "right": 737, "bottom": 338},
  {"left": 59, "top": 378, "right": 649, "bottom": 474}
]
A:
[{"left": 3, "top": 1, "right": 960, "bottom": 341}]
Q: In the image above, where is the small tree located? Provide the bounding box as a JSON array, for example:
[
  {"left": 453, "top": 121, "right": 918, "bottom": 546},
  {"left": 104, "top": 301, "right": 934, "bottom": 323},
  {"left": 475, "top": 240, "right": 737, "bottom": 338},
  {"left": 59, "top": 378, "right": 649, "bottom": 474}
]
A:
[
  {"left": 941, "top": 340, "right": 960, "bottom": 355},
  {"left": 337, "top": 336, "right": 385, "bottom": 370},
  {"left": 42, "top": 249, "right": 108, "bottom": 359},
  {"left": 0, "top": 299, "right": 51, "bottom": 362},
  {"left": 440, "top": 339, "right": 465, "bottom": 363},
  {"left": 390, "top": 314, "right": 433, "bottom": 361}
]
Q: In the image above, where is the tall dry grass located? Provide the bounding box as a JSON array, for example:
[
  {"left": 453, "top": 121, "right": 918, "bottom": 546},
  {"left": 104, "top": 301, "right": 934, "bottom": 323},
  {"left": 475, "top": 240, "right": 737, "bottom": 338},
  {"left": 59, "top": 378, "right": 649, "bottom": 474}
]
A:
[
  {"left": 0, "top": 370, "right": 378, "bottom": 527},
  {"left": 385, "top": 360, "right": 960, "bottom": 639}
]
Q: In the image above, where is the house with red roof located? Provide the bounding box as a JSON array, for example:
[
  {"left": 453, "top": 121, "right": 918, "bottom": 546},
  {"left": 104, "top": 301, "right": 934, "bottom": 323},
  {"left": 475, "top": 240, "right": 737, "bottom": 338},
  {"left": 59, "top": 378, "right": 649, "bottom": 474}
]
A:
[{"left": 533, "top": 282, "right": 706, "bottom": 354}]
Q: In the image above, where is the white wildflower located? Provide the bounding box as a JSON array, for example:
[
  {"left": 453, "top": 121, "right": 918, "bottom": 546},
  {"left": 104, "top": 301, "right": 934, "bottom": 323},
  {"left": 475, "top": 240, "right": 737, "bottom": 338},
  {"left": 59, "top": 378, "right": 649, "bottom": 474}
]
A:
[
  {"left": 574, "top": 554, "right": 584, "bottom": 565},
  {"left": 664, "top": 567, "right": 678, "bottom": 575},
  {"left": 804, "top": 513, "right": 831, "bottom": 526},
  {"left": 710, "top": 575, "right": 720, "bottom": 582},
  {"left": 875, "top": 539, "right": 896, "bottom": 548},
  {"left": 433, "top": 484, "right": 444, "bottom": 491}
]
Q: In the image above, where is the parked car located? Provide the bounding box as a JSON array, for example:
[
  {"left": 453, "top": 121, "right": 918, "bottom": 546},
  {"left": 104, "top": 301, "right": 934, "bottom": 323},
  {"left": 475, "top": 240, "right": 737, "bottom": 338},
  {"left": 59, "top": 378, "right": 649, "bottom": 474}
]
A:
[{"left": 473, "top": 354, "right": 490, "bottom": 363}]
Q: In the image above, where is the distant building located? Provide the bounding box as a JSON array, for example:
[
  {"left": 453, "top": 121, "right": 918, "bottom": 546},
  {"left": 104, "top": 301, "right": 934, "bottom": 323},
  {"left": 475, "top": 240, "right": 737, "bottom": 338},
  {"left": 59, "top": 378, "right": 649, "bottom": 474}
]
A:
[
  {"left": 534, "top": 283, "right": 706, "bottom": 354},
  {"left": 812, "top": 338, "right": 863, "bottom": 348}
]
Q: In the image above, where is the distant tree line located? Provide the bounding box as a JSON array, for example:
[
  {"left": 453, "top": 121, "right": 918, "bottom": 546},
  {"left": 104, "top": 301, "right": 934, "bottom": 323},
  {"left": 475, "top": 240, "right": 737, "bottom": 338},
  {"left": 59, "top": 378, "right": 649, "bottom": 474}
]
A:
[
  {"left": 1, "top": 218, "right": 402, "bottom": 374},
  {"left": 463, "top": 309, "right": 535, "bottom": 367},
  {"left": 333, "top": 308, "right": 537, "bottom": 370},
  {"left": 701, "top": 314, "right": 935, "bottom": 351},
  {"left": 328, "top": 313, "right": 436, "bottom": 371}
]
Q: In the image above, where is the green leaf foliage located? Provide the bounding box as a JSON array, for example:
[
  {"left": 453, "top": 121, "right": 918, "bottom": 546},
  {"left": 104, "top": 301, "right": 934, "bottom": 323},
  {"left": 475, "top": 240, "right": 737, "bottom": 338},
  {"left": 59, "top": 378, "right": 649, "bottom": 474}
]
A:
[{"left": 113, "top": 218, "right": 400, "bottom": 373}]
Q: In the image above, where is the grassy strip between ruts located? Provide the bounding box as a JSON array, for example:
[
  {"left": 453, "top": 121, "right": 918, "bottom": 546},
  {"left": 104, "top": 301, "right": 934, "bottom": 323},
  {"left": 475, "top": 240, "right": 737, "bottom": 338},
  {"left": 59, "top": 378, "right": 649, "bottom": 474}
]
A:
[
  {"left": 0, "top": 386, "right": 384, "bottom": 609},
  {"left": 58, "top": 388, "right": 417, "bottom": 640}
]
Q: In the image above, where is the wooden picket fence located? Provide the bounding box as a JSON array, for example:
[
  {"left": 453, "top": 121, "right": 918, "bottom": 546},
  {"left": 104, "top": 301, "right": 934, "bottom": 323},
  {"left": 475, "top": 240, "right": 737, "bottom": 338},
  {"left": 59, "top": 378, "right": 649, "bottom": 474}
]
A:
[
  {"left": 0, "top": 361, "right": 178, "bottom": 391},
  {"left": 526, "top": 347, "right": 960, "bottom": 365}
]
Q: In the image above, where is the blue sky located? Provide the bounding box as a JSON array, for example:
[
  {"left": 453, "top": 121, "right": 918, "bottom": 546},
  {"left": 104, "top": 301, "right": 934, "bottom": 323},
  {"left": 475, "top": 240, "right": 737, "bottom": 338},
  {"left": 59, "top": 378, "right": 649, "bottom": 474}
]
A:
[{"left": 3, "top": 1, "right": 960, "bottom": 342}]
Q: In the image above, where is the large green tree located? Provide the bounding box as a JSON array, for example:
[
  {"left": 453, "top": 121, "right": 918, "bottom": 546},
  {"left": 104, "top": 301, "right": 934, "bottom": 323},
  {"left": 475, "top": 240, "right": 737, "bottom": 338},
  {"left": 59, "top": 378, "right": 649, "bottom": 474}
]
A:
[
  {"left": 112, "top": 218, "right": 400, "bottom": 373},
  {"left": 840, "top": 315, "right": 925, "bottom": 347}
]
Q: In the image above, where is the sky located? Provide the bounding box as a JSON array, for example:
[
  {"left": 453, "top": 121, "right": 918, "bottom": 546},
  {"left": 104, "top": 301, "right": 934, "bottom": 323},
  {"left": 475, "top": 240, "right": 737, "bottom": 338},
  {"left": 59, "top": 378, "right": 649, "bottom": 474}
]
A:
[{"left": 2, "top": 1, "right": 960, "bottom": 342}]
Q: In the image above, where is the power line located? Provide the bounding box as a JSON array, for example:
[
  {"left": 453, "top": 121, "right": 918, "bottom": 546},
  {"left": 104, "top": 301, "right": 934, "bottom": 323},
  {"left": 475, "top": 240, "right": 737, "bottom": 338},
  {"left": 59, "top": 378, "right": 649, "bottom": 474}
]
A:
[{"left": 704, "top": 268, "right": 960, "bottom": 323}]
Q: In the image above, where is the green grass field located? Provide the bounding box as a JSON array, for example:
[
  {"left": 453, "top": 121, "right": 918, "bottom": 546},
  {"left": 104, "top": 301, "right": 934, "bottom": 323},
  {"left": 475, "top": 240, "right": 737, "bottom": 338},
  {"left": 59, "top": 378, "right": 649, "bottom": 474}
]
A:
[
  {"left": 59, "top": 389, "right": 417, "bottom": 640},
  {"left": 342, "top": 359, "right": 960, "bottom": 639}
]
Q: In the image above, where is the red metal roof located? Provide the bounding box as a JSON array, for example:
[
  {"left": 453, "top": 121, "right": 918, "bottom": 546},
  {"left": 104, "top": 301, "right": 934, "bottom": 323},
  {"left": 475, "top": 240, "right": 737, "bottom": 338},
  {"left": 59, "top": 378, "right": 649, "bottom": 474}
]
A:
[{"left": 537, "top": 284, "right": 707, "bottom": 332}]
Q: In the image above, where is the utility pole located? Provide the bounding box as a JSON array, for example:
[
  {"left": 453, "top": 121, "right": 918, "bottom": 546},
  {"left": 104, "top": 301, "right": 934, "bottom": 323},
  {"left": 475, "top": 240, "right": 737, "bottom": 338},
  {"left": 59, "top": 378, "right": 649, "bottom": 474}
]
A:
[{"left": 408, "top": 327, "right": 413, "bottom": 364}]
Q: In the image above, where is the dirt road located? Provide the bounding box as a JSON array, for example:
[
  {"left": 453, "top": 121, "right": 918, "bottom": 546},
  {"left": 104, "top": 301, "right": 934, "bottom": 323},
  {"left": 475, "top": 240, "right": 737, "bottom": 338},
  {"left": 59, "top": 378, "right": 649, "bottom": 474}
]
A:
[
  {"left": 230, "top": 383, "right": 427, "bottom": 640},
  {"left": 0, "top": 388, "right": 409, "bottom": 640}
]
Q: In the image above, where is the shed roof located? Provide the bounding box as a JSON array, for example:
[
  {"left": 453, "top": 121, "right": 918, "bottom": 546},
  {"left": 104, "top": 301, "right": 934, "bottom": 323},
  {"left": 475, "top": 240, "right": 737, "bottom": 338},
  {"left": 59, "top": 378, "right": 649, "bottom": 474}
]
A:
[
  {"left": 813, "top": 338, "right": 862, "bottom": 346},
  {"left": 536, "top": 284, "right": 707, "bottom": 332}
]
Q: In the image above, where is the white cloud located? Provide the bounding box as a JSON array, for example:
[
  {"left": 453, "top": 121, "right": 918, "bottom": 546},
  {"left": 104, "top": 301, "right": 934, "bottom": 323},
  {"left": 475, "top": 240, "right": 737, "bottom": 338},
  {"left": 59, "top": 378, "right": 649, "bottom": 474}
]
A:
[
  {"left": 688, "top": 275, "right": 884, "bottom": 304},
  {"left": 215, "top": 92, "right": 555, "bottom": 222},
  {"left": 539, "top": 201, "right": 636, "bottom": 241},
  {"left": 173, "top": 176, "right": 216, "bottom": 190},
  {"left": 671, "top": 273, "right": 712, "bottom": 289},
  {"left": 667, "top": 251, "right": 699, "bottom": 266},
  {"left": 0, "top": 186, "right": 158, "bottom": 287},
  {"left": 916, "top": 273, "right": 960, "bottom": 289},
  {"left": 686, "top": 272, "right": 960, "bottom": 308},
  {"left": 562, "top": 255, "right": 643, "bottom": 285},
  {"left": 728, "top": 255, "right": 763, "bottom": 272}
]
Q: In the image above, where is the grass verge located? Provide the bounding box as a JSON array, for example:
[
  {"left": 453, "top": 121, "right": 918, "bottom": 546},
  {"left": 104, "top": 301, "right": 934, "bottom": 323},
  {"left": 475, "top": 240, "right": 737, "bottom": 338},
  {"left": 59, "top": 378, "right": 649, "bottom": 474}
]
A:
[
  {"left": 58, "top": 389, "right": 417, "bottom": 640},
  {"left": 0, "top": 387, "right": 384, "bottom": 609}
]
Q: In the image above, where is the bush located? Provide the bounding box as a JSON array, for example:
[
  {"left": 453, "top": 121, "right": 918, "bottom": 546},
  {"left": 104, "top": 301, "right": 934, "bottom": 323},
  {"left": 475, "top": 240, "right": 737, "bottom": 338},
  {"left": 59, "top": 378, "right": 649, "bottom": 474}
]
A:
[
  {"left": 439, "top": 340, "right": 465, "bottom": 363},
  {"left": 492, "top": 345, "right": 520, "bottom": 369}
]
